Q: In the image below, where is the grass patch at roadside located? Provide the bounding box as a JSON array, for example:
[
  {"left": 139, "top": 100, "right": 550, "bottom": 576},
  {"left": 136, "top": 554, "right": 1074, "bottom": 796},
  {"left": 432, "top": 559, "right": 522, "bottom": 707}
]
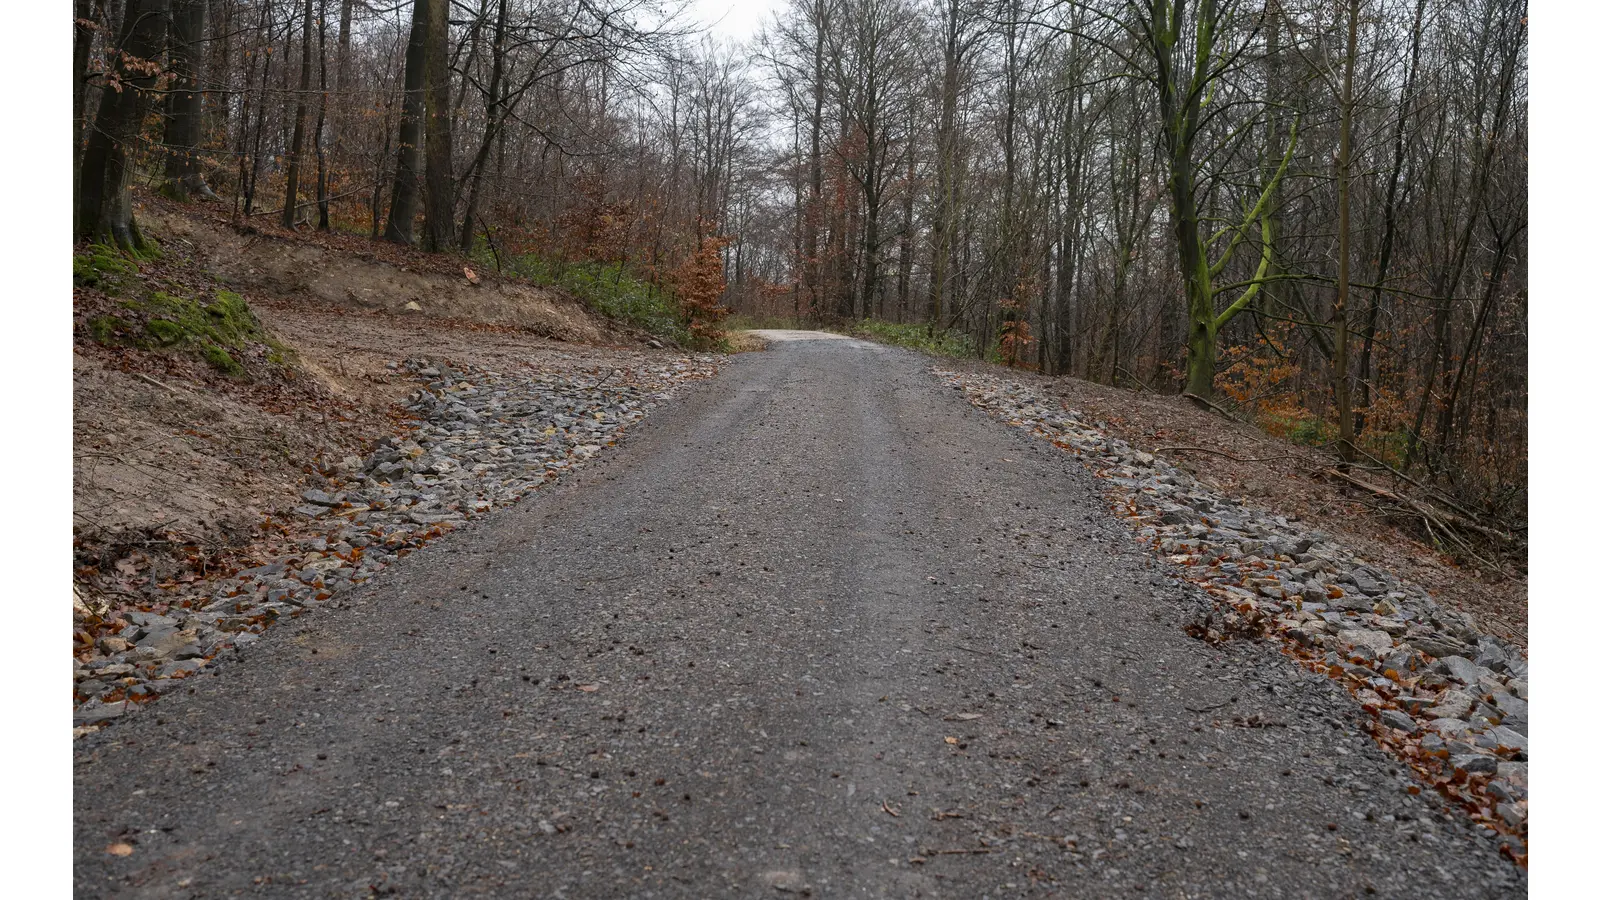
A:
[
  {"left": 502, "top": 255, "right": 694, "bottom": 347},
  {"left": 723, "top": 313, "right": 810, "bottom": 331},
  {"left": 848, "top": 319, "right": 984, "bottom": 359}
]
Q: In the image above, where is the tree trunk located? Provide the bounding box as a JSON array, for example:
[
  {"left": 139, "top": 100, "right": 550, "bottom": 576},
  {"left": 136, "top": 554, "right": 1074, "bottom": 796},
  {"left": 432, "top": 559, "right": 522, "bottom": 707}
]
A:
[
  {"left": 1332, "top": 0, "right": 1359, "bottom": 466},
  {"left": 460, "top": 0, "right": 508, "bottom": 252},
  {"left": 163, "top": 0, "right": 216, "bottom": 201},
  {"left": 384, "top": 0, "right": 430, "bottom": 245},
  {"left": 422, "top": 0, "right": 455, "bottom": 251},
  {"left": 896, "top": 118, "right": 915, "bottom": 320},
  {"left": 1357, "top": 0, "right": 1426, "bottom": 436},
  {"left": 1437, "top": 232, "right": 1514, "bottom": 465},
  {"left": 335, "top": 0, "right": 353, "bottom": 89},
  {"left": 76, "top": 0, "right": 169, "bottom": 253},
  {"left": 805, "top": 1, "right": 826, "bottom": 320},
  {"left": 322, "top": 0, "right": 352, "bottom": 228},
  {"left": 927, "top": 0, "right": 961, "bottom": 331},
  {"left": 282, "top": 0, "right": 315, "bottom": 228},
  {"left": 314, "top": 0, "right": 331, "bottom": 230},
  {"left": 74, "top": 0, "right": 109, "bottom": 201}
]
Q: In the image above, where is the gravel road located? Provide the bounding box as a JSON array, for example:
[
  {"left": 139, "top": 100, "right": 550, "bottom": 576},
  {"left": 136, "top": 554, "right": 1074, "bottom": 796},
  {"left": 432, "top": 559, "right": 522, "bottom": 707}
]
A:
[{"left": 74, "top": 335, "right": 1522, "bottom": 898}]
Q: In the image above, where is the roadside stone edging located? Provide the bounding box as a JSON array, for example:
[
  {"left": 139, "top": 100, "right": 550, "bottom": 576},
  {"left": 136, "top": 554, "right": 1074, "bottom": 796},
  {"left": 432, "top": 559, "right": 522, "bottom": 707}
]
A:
[
  {"left": 73, "top": 355, "right": 720, "bottom": 734},
  {"left": 937, "top": 368, "right": 1528, "bottom": 860}
]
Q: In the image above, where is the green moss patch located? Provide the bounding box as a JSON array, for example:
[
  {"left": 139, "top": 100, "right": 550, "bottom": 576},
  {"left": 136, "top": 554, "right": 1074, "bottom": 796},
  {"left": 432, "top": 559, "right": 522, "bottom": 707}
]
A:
[
  {"left": 200, "top": 344, "right": 244, "bottom": 376},
  {"left": 87, "top": 315, "right": 132, "bottom": 343},
  {"left": 73, "top": 244, "right": 139, "bottom": 291},
  {"left": 76, "top": 233, "right": 295, "bottom": 383},
  {"left": 85, "top": 285, "right": 279, "bottom": 377},
  {"left": 499, "top": 253, "right": 694, "bottom": 347}
]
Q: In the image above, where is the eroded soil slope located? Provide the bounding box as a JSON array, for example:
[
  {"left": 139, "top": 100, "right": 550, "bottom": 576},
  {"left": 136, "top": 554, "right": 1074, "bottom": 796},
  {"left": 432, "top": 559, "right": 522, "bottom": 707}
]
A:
[{"left": 73, "top": 200, "right": 678, "bottom": 616}]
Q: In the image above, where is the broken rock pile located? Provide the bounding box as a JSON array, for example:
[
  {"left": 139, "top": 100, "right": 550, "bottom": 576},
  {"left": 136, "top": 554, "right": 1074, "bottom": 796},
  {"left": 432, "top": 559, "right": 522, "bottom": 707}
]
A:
[
  {"left": 74, "top": 355, "right": 719, "bottom": 731},
  {"left": 939, "top": 369, "right": 1528, "bottom": 855}
]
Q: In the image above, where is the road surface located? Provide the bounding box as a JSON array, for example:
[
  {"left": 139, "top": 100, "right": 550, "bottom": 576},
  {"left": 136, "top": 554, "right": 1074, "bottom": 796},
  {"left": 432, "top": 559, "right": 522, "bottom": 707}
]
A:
[{"left": 74, "top": 334, "right": 1520, "bottom": 898}]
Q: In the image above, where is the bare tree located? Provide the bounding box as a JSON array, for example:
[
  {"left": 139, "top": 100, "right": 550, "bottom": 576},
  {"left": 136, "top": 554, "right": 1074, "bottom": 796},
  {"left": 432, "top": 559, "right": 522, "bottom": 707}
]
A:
[
  {"left": 77, "top": 0, "right": 169, "bottom": 252},
  {"left": 282, "top": 0, "right": 316, "bottom": 228},
  {"left": 385, "top": 0, "right": 430, "bottom": 244}
]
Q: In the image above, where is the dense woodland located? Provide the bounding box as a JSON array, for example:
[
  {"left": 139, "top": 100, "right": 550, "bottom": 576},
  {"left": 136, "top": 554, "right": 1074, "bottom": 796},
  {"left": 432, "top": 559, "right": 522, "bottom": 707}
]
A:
[{"left": 72, "top": 0, "right": 1528, "bottom": 519}]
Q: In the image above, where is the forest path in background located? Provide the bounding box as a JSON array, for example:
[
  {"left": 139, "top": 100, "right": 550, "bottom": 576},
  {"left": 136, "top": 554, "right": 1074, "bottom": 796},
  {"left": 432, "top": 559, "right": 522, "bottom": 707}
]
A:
[{"left": 74, "top": 335, "right": 1520, "bottom": 898}]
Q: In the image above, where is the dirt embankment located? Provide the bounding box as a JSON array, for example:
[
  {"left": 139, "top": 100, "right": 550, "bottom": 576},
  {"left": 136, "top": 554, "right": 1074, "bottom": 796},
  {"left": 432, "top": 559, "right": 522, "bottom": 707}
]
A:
[
  {"left": 73, "top": 199, "right": 668, "bottom": 614},
  {"left": 148, "top": 206, "right": 627, "bottom": 343},
  {"left": 939, "top": 358, "right": 1527, "bottom": 646}
]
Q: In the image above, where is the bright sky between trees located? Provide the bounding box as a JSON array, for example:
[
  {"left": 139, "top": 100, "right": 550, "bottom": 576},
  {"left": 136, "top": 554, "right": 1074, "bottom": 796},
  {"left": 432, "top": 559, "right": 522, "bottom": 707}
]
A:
[{"left": 688, "top": 0, "right": 780, "bottom": 43}]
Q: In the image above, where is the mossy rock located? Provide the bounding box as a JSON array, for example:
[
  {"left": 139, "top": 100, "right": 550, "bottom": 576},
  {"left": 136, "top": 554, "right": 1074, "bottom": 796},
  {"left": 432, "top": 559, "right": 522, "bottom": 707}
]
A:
[
  {"left": 145, "top": 318, "right": 186, "bottom": 346},
  {"left": 87, "top": 315, "right": 132, "bottom": 343},
  {"left": 200, "top": 343, "right": 244, "bottom": 376},
  {"left": 204, "top": 290, "right": 259, "bottom": 344},
  {"left": 88, "top": 285, "right": 274, "bottom": 378},
  {"left": 135, "top": 290, "right": 266, "bottom": 350}
]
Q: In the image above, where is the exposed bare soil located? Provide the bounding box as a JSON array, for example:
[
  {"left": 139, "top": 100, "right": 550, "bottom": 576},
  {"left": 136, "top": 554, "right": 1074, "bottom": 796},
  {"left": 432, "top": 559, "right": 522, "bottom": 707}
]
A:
[
  {"left": 73, "top": 198, "right": 678, "bottom": 611},
  {"left": 146, "top": 203, "right": 634, "bottom": 344}
]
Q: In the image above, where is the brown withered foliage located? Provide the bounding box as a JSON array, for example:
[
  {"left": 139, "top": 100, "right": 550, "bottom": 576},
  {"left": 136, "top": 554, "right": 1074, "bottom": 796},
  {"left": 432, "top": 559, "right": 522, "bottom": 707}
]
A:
[{"left": 671, "top": 235, "right": 732, "bottom": 349}]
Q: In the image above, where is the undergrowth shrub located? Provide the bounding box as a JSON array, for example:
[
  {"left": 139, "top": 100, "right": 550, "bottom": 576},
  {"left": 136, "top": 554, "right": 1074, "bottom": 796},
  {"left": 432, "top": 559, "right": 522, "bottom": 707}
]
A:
[
  {"left": 851, "top": 319, "right": 982, "bottom": 358},
  {"left": 723, "top": 313, "right": 808, "bottom": 331},
  {"left": 670, "top": 237, "right": 732, "bottom": 350},
  {"left": 504, "top": 253, "right": 694, "bottom": 347},
  {"left": 997, "top": 299, "right": 1035, "bottom": 368},
  {"left": 1218, "top": 325, "right": 1319, "bottom": 440}
]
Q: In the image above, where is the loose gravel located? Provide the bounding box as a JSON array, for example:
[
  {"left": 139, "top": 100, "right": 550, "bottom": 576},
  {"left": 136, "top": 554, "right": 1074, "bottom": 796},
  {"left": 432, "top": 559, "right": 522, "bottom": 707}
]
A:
[
  {"left": 940, "top": 368, "right": 1529, "bottom": 858},
  {"left": 73, "top": 354, "right": 720, "bottom": 734}
]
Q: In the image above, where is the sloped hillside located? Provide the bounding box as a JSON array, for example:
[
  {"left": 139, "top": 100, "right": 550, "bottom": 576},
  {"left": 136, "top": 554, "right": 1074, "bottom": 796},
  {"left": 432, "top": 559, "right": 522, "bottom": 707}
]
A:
[{"left": 72, "top": 199, "right": 688, "bottom": 620}]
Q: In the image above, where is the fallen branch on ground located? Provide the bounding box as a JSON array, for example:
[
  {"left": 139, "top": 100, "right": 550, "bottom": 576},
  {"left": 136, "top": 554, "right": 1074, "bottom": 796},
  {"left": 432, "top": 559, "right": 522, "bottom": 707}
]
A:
[
  {"left": 1181, "top": 392, "right": 1242, "bottom": 422},
  {"left": 1324, "top": 467, "right": 1524, "bottom": 551},
  {"left": 1156, "top": 446, "right": 1304, "bottom": 463},
  {"left": 134, "top": 372, "right": 184, "bottom": 394},
  {"left": 1348, "top": 443, "right": 1516, "bottom": 533}
]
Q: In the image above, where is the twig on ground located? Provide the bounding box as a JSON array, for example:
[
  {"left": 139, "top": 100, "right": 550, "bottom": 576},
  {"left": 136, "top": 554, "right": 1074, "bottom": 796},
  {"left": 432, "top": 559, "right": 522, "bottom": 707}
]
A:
[
  {"left": 1325, "top": 468, "right": 1522, "bottom": 549},
  {"left": 1348, "top": 442, "right": 1514, "bottom": 531},
  {"left": 134, "top": 372, "right": 185, "bottom": 394},
  {"left": 1156, "top": 446, "right": 1304, "bottom": 463},
  {"left": 1113, "top": 366, "right": 1154, "bottom": 394},
  {"left": 1180, "top": 392, "right": 1242, "bottom": 422},
  {"left": 948, "top": 644, "right": 996, "bottom": 657}
]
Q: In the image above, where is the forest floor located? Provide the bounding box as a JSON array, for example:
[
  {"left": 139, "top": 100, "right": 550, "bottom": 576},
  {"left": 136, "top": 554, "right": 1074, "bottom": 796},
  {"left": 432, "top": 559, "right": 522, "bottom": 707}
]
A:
[{"left": 924, "top": 358, "right": 1527, "bottom": 648}]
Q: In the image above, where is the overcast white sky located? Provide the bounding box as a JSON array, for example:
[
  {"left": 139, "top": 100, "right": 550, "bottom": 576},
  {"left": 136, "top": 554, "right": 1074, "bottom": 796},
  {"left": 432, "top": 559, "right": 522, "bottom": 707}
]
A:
[{"left": 687, "top": 0, "right": 782, "bottom": 43}]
